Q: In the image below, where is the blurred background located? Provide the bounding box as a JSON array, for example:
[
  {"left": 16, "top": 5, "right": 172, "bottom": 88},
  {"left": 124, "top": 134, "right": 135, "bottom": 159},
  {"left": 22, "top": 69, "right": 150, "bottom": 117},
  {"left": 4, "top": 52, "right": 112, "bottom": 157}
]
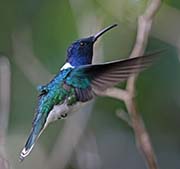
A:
[{"left": 0, "top": 0, "right": 180, "bottom": 169}]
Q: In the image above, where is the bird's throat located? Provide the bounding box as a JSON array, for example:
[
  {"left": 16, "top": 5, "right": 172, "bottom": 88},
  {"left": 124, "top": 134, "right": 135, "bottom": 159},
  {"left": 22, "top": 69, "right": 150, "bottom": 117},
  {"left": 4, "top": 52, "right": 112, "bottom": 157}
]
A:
[{"left": 61, "top": 62, "right": 74, "bottom": 70}]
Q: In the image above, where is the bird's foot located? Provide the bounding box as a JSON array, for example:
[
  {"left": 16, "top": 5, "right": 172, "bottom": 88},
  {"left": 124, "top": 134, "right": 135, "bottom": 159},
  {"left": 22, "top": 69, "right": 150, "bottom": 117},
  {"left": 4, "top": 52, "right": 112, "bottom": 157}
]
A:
[{"left": 58, "top": 113, "right": 68, "bottom": 119}]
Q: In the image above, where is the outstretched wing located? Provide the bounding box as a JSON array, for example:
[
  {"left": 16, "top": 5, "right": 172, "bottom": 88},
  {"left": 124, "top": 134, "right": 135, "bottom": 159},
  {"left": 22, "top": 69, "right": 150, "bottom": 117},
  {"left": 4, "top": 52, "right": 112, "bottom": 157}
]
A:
[{"left": 66, "top": 51, "right": 162, "bottom": 101}]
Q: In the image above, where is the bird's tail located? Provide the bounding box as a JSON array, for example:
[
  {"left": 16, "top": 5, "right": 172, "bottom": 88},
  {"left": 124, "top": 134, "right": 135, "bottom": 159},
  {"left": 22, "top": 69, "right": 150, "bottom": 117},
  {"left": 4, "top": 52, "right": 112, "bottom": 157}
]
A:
[{"left": 19, "top": 125, "right": 44, "bottom": 162}]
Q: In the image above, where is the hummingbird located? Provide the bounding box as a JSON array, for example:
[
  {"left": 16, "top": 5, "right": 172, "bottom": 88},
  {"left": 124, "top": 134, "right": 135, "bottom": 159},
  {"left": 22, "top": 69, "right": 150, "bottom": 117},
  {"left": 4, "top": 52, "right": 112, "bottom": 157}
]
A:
[{"left": 19, "top": 24, "right": 161, "bottom": 161}]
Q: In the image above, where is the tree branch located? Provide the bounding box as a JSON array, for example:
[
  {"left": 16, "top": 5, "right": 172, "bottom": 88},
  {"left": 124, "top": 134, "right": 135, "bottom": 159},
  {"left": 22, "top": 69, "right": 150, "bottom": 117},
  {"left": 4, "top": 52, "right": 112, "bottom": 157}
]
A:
[{"left": 98, "top": 0, "right": 161, "bottom": 169}]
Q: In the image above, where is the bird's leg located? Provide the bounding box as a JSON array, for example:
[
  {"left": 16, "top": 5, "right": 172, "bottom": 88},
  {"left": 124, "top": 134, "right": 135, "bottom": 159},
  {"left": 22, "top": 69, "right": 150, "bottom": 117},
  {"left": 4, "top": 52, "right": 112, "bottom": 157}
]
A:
[{"left": 60, "top": 113, "right": 68, "bottom": 119}]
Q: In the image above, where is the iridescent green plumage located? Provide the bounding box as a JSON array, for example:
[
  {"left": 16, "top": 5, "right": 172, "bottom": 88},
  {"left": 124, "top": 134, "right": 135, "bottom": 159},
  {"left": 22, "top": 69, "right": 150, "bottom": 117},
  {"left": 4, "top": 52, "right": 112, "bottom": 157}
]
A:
[{"left": 35, "top": 68, "right": 78, "bottom": 125}]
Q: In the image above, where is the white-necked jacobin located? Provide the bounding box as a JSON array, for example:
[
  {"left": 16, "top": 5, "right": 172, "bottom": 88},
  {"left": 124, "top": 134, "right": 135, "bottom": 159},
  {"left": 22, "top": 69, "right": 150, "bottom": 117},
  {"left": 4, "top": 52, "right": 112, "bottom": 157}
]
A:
[{"left": 19, "top": 24, "right": 161, "bottom": 161}]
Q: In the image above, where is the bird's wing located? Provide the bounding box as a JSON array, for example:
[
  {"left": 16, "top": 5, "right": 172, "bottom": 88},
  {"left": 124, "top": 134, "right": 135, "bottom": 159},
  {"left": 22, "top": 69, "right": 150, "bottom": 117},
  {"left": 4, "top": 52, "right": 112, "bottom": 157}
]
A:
[
  {"left": 67, "top": 51, "right": 162, "bottom": 98},
  {"left": 65, "top": 69, "right": 94, "bottom": 102}
]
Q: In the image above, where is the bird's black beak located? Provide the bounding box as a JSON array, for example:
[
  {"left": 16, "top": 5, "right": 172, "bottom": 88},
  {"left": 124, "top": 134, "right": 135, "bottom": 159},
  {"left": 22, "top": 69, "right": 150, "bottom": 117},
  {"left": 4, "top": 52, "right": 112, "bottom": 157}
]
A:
[{"left": 92, "top": 24, "right": 118, "bottom": 42}]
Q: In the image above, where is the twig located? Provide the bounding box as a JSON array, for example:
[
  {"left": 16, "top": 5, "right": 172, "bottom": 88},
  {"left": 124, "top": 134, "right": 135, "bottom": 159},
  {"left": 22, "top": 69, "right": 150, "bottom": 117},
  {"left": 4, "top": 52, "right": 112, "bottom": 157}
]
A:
[
  {"left": 97, "top": 0, "right": 161, "bottom": 169},
  {"left": 115, "top": 109, "right": 132, "bottom": 127}
]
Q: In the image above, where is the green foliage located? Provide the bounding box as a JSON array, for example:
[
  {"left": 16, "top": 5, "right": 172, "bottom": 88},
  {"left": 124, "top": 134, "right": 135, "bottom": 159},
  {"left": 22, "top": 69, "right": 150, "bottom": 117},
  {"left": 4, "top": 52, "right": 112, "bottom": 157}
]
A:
[{"left": 165, "top": 0, "right": 180, "bottom": 9}]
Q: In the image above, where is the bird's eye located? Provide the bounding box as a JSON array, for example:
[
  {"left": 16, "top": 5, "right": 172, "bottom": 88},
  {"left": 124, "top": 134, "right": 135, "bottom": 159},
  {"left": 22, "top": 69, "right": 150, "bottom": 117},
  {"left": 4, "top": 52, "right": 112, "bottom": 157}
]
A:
[{"left": 80, "top": 42, "right": 85, "bottom": 46}]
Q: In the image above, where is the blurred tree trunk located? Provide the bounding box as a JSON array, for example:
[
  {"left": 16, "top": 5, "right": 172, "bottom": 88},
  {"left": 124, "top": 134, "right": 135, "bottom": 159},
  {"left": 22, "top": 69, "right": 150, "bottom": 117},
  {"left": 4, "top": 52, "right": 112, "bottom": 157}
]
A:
[{"left": 0, "top": 56, "right": 11, "bottom": 169}]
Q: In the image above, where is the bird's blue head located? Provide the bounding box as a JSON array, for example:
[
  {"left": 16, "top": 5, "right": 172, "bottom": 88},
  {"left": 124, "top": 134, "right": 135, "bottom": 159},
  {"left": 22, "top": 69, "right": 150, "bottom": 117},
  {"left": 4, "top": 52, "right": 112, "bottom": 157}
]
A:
[{"left": 66, "top": 24, "right": 118, "bottom": 67}]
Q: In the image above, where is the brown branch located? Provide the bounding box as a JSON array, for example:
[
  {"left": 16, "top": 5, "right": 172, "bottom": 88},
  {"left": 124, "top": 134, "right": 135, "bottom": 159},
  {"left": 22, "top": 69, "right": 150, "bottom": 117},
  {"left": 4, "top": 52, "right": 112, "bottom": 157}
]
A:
[
  {"left": 125, "top": 96, "right": 158, "bottom": 169},
  {"left": 95, "top": 87, "right": 129, "bottom": 101},
  {"left": 98, "top": 0, "right": 161, "bottom": 169}
]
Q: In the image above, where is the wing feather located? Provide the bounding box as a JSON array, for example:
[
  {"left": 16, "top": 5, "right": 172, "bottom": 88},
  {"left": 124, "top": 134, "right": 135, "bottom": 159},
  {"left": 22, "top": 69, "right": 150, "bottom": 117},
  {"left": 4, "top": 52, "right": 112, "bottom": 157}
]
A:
[{"left": 74, "top": 50, "right": 163, "bottom": 91}]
